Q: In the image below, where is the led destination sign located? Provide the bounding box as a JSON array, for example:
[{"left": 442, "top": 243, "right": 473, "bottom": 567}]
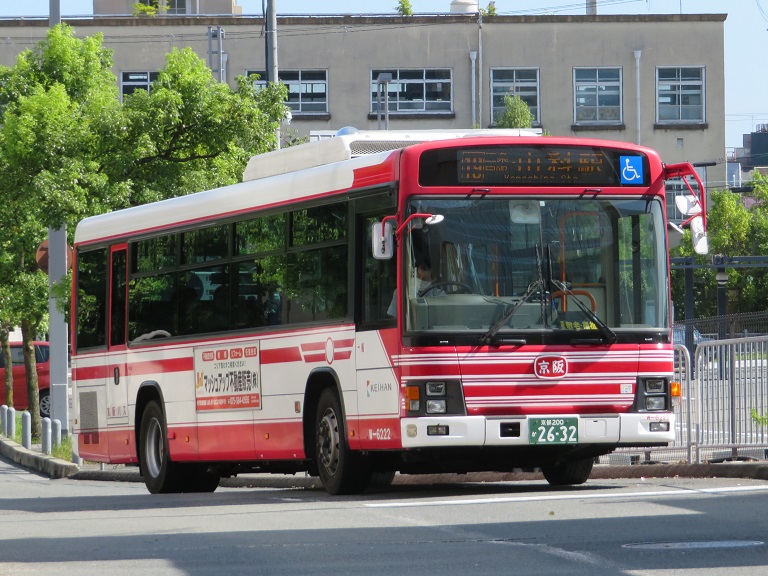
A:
[{"left": 419, "top": 146, "right": 649, "bottom": 187}]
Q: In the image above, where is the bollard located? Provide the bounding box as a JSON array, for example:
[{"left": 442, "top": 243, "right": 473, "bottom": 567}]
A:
[
  {"left": 42, "top": 417, "right": 52, "bottom": 455},
  {"left": 8, "top": 407, "right": 16, "bottom": 439},
  {"left": 52, "top": 419, "right": 62, "bottom": 448},
  {"left": 1, "top": 405, "right": 7, "bottom": 436},
  {"left": 21, "top": 411, "right": 31, "bottom": 449}
]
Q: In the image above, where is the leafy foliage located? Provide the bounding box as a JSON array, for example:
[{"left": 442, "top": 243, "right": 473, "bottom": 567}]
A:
[
  {"left": 396, "top": 0, "right": 413, "bottom": 16},
  {"left": 671, "top": 173, "right": 768, "bottom": 317},
  {"left": 0, "top": 25, "right": 288, "bottom": 436},
  {"left": 480, "top": 2, "right": 498, "bottom": 16},
  {"left": 494, "top": 94, "right": 534, "bottom": 129}
]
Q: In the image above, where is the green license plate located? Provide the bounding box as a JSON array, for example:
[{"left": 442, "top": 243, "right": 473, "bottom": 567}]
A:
[{"left": 529, "top": 418, "right": 579, "bottom": 445}]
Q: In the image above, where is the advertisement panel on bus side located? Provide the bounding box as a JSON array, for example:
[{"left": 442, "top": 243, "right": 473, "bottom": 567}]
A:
[{"left": 194, "top": 343, "right": 262, "bottom": 411}]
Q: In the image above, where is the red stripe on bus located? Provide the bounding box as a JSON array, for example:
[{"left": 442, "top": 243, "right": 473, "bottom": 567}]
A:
[
  {"left": 261, "top": 346, "right": 302, "bottom": 364},
  {"left": 128, "top": 358, "right": 193, "bottom": 376},
  {"left": 73, "top": 357, "right": 193, "bottom": 380},
  {"left": 300, "top": 342, "right": 326, "bottom": 352}
]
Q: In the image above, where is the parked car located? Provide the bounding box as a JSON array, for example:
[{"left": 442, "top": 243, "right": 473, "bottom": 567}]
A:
[
  {"left": 0, "top": 341, "right": 51, "bottom": 417},
  {"left": 672, "top": 326, "right": 718, "bottom": 366}
]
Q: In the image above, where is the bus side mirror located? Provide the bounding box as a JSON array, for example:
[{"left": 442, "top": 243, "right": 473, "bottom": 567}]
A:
[{"left": 372, "top": 221, "right": 394, "bottom": 260}]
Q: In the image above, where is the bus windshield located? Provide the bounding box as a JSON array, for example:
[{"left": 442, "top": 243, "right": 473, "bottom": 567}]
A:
[{"left": 402, "top": 196, "right": 669, "bottom": 339}]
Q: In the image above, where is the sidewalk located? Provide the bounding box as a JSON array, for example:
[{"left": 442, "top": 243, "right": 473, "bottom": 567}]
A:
[{"left": 3, "top": 433, "right": 768, "bottom": 486}]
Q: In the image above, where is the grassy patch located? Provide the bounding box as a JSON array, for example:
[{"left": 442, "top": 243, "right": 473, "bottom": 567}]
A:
[
  {"left": 4, "top": 412, "right": 74, "bottom": 462},
  {"left": 52, "top": 435, "right": 73, "bottom": 461}
]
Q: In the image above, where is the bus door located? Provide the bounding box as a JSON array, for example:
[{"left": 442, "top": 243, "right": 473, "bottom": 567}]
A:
[
  {"left": 106, "top": 244, "right": 131, "bottom": 460},
  {"left": 355, "top": 213, "right": 400, "bottom": 449}
]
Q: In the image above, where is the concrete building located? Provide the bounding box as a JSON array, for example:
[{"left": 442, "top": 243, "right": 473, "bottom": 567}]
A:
[{"left": 0, "top": 5, "right": 727, "bottom": 195}]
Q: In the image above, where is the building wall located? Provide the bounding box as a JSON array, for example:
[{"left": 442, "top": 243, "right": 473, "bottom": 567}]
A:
[
  {"left": 92, "top": 1, "right": 240, "bottom": 15},
  {"left": 0, "top": 13, "right": 726, "bottom": 187}
]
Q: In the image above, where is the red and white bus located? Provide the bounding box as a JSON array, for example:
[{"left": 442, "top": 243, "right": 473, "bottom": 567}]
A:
[{"left": 71, "top": 130, "right": 706, "bottom": 494}]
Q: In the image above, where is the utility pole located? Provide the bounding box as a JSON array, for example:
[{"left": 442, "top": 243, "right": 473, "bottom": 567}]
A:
[
  {"left": 265, "top": 0, "right": 281, "bottom": 147},
  {"left": 266, "top": 0, "right": 278, "bottom": 83},
  {"left": 48, "top": 0, "right": 70, "bottom": 438}
]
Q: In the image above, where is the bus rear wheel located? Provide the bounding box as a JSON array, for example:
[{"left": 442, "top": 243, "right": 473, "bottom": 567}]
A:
[
  {"left": 139, "top": 400, "right": 183, "bottom": 494},
  {"left": 541, "top": 457, "right": 594, "bottom": 486},
  {"left": 181, "top": 464, "right": 220, "bottom": 493},
  {"left": 314, "top": 388, "right": 369, "bottom": 495}
]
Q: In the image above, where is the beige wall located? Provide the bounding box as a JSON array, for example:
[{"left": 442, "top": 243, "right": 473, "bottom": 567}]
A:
[
  {"left": 0, "top": 13, "right": 726, "bottom": 187},
  {"left": 92, "top": 1, "right": 240, "bottom": 15}
]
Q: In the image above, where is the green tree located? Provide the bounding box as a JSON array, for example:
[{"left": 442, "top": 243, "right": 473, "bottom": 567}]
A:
[
  {"left": 0, "top": 26, "right": 119, "bottom": 437},
  {"left": 396, "top": 0, "right": 413, "bottom": 16},
  {"left": 494, "top": 94, "right": 534, "bottom": 129},
  {"left": 480, "top": 2, "right": 498, "bottom": 16},
  {"left": 670, "top": 174, "right": 768, "bottom": 318},
  {"left": 117, "top": 48, "right": 287, "bottom": 207},
  {"left": 0, "top": 26, "right": 288, "bottom": 438}
]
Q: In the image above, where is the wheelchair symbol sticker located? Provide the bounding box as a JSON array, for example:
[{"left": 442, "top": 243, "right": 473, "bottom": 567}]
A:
[{"left": 620, "top": 156, "right": 644, "bottom": 184}]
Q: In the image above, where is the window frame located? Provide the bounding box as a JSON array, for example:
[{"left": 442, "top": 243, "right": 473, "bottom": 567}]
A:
[
  {"left": 248, "top": 69, "right": 329, "bottom": 114},
  {"left": 120, "top": 71, "right": 159, "bottom": 100},
  {"left": 490, "top": 67, "right": 540, "bottom": 126},
  {"left": 572, "top": 66, "right": 623, "bottom": 125},
  {"left": 370, "top": 68, "right": 453, "bottom": 115},
  {"left": 656, "top": 66, "right": 705, "bottom": 124},
  {"left": 167, "top": 0, "right": 187, "bottom": 14}
]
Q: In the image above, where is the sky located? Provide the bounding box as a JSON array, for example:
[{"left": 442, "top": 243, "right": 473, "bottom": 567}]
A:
[{"left": 1, "top": 0, "right": 765, "bottom": 150}]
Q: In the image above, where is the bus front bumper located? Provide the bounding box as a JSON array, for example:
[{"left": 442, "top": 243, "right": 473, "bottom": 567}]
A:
[{"left": 400, "top": 413, "right": 675, "bottom": 448}]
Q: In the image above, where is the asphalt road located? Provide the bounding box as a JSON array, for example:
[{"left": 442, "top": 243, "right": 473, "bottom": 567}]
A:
[{"left": 1, "top": 455, "right": 768, "bottom": 576}]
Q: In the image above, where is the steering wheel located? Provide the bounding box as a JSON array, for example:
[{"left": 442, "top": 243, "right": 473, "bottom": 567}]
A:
[
  {"left": 550, "top": 290, "right": 597, "bottom": 313},
  {"left": 418, "top": 281, "right": 473, "bottom": 297}
]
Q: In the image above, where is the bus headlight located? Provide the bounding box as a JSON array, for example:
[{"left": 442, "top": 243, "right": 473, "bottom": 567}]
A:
[
  {"left": 426, "top": 399, "right": 447, "bottom": 414},
  {"left": 645, "top": 378, "right": 665, "bottom": 393},
  {"left": 646, "top": 396, "right": 666, "bottom": 411}
]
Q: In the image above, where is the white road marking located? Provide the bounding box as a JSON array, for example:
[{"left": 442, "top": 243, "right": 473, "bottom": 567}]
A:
[{"left": 365, "top": 484, "right": 768, "bottom": 508}]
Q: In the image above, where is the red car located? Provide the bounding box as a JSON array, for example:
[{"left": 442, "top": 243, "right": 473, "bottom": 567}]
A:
[{"left": 0, "top": 341, "right": 51, "bottom": 417}]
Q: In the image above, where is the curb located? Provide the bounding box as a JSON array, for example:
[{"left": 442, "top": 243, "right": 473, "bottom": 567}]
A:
[
  {"left": 3, "top": 434, "right": 768, "bottom": 486},
  {"left": 0, "top": 436, "right": 79, "bottom": 479}
]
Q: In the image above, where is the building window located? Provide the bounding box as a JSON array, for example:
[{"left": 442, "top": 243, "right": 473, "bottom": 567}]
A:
[
  {"left": 248, "top": 70, "right": 328, "bottom": 114},
  {"left": 657, "top": 67, "right": 705, "bottom": 123},
  {"left": 121, "top": 71, "right": 159, "bottom": 99},
  {"left": 491, "top": 68, "right": 539, "bottom": 125},
  {"left": 370, "top": 69, "right": 452, "bottom": 114},
  {"left": 573, "top": 67, "right": 622, "bottom": 124},
  {"left": 167, "top": 0, "right": 187, "bottom": 14}
]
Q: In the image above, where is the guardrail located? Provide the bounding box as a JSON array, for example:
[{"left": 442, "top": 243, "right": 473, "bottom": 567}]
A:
[{"left": 607, "top": 337, "right": 768, "bottom": 466}]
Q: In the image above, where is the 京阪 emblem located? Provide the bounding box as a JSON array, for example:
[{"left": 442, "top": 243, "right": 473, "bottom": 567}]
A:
[{"left": 534, "top": 355, "right": 568, "bottom": 378}]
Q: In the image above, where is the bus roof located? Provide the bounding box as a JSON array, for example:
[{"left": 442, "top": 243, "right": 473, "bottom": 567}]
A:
[
  {"left": 243, "top": 129, "right": 540, "bottom": 181},
  {"left": 75, "top": 130, "right": 539, "bottom": 247},
  {"left": 74, "top": 147, "right": 397, "bottom": 247}
]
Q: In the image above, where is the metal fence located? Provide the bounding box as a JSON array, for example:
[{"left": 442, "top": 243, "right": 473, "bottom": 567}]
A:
[
  {"left": 605, "top": 336, "right": 768, "bottom": 465},
  {"left": 676, "top": 311, "right": 768, "bottom": 342}
]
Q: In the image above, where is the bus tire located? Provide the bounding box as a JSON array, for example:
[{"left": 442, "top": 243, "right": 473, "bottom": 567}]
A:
[
  {"left": 314, "top": 388, "right": 369, "bottom": 495},
  {"left": 369, "top": 470, "right": 396, "bottom": 489},
  {"left": 541, "top": 457, "right": 594, "bottom": 486},
  {"left": 181, "top": 464, "right": 220, "bottom": 493},
  {"left": 139, "top": 400, "right": 182, "bottom": 494}
]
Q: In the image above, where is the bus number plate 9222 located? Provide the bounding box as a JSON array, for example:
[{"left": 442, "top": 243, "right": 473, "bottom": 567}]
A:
[{"left": 529, "top": 418, "right": 578, "bottom": 444}]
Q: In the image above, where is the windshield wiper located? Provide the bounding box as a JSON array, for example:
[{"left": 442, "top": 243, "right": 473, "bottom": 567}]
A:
[
  {"left": 479, "top": 278, "right": 541, "bottom": 346},
  {"left": 551, "top": 279, "right": 617, "bottom": 344}
]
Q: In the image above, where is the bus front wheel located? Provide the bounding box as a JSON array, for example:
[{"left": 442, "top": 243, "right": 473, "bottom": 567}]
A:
[
  {"left": 314, "top": 388, "right": 369, "bottom": 495},
  {"left": 541, "top": 457, "right": 594, "bottom": 486},
  {"left": 139, "top": 400, "right": 182, "bottom": 494}
]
